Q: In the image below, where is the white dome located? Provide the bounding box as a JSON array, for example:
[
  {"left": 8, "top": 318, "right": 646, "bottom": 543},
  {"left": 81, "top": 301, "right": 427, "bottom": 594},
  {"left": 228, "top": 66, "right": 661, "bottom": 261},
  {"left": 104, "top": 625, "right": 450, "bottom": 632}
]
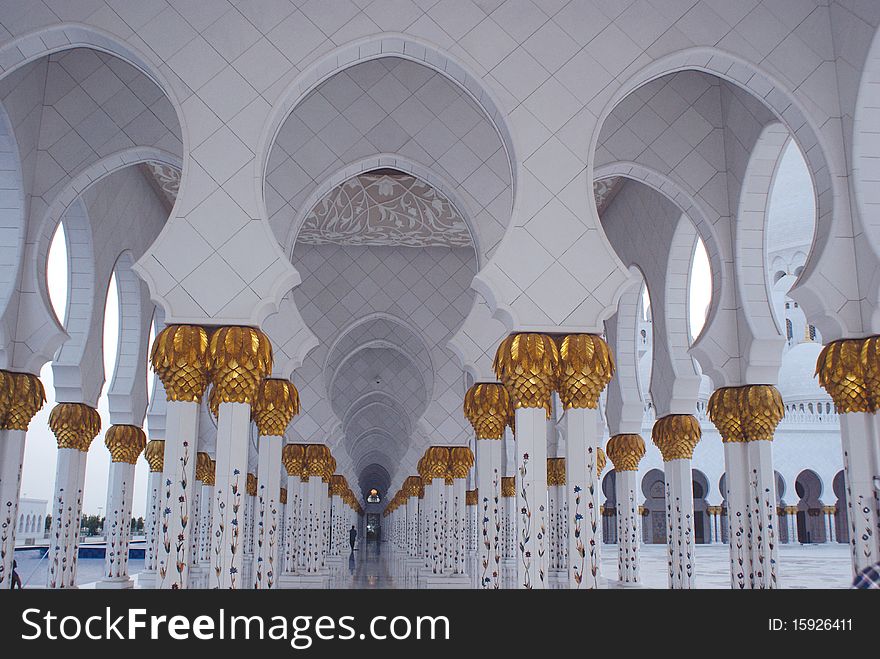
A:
[{"left": 777, "top": 342, "right": 829, "bottom": 402}]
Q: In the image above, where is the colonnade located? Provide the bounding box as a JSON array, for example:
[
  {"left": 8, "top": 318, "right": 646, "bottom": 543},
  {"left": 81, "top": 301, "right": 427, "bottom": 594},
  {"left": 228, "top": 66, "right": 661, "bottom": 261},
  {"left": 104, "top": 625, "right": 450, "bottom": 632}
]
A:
[{"left": 1, "top": 329, "right": 879, "bottom": 590}]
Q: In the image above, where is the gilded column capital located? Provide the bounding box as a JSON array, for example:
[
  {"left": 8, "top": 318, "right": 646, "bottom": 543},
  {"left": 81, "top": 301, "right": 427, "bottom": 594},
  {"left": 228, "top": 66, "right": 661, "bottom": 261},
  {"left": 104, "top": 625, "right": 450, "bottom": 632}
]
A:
[
  {"left": 492, "top": 333, "right": 559, "bottom": 414},
  {"left": 596, "top": 447, "right": 606, "bottom": 476},
  {"left": 144, "top": 440, "right": 165, "bottom": 472},
  {"left": 606, "top": 434, "right": 646, "bottom": 471},
  {"left": 48, "top": 402, "right": 101, "bottom": 451},
  {"left": 403, "top": 476, "right": 421, "bottom": 498},
  {"left": 785, "top": 505, "right": 798, "bottom": 515},
  {"left": 104, "top": 425, "right": 146, "bottom": 464},
  {"left": 205, "top": 459, "right": 216, "bottom": 486},
  {"left": 252, "top": 378, "right": 300, "bottom": 437},
  {"left": 707, "top": 387, "right": 745, "bottom": 442},
  {"left": 708, "top": 385, "right": 784, "bottom": 441},
  {"left": 323, "top": 455, "right": 336, "bottom": 484},
  {"left": 330, "top": 475, "right": 348, "bottom": 496},
  {"left": 816, "top": 338, "right": 870, "bottom": 412},
  {"left": 449, "top": 446, "right": 474, "bottom": 479},
  {"left": 207, "top": 326, "right": 273, "bottom": 410},
  {"left": 0, "top": 371, "right": 46, "bottom": 430},
  {"left": 246, "top": 473, "right": 257, "bottom": 497},
  {"left": 547, "top": 457, "right": 565, "bottom": 486},
  {"left": 501, "top": 476, "right": 515, "bottom": 497},
  {"left": 741, "top": 385, "right": 784, "bottom": 440},
  {"left": 150, "top": 325, "right": 210, "bottom": 402},
  {"left": 280, "top": 488, "right": 287, "bottom": 505},
  {"left": 282, "top": 443, "right": 306, "bottom": 477},
  {"left": 423, "top": 446, "right": 451, "bottom": 482},
  {"left": 556, "top": 334, "right": 615, "bottom": 409},
  {"left": 195, "top": 452, "right": 212, "bottom": 482},
  {"left": 465, "top": 489, "right": 478, "bottom": 505},
  {"left": 463, "top": 382, "right": 510, "bottom": 439},
  {"left": 304, "top": 444, "right": 331, "bottom": 479},
  {"left": 651, "top": 414, "right": 701, "bottom": 461}
]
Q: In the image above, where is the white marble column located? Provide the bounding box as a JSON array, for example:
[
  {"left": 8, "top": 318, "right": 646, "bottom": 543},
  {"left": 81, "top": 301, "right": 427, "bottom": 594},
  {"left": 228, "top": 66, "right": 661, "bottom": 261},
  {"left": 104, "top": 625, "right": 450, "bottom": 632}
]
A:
[
  {"left": 841, "top": 412, "right": 880, "bottom": 571},
  {"left": 206, "top": 326, "right": 272, "bottom": 590},
  {"left": 448, "top": 447, "right": 472, "bottom": 576},
  {"left": 723, "top": 441, "right": 752, "bottom": 589},
  {"left": 186, "top": 456, "right": 205, "bottom": 588},
  {"left": 747, "top": 437, "right": 780, "bottom": 588},
  {"left": 281, "top": 444, "right": 305, "bottom": 573},
  {"left": 652, "top": 414, "right": 701, "bottom": 589},
  {"left": 199, "top": 461, "right": 215, "bottom": 566},
  {"left": 47, "top": 403, "right": 101, "bottom": 589},
  {"left": 141, "top": 441, "right": 165, "bottom": 587},
  {"left": 254, "top": 437, "right": 282, "bottom": 588},
  {"left": 98, "top": 425, "right": 146, "bottom": 589},
  {"left": 0, "top": 371, "right": 45, "bottom": 589},
  {"left": 474, "top": 437, "right": 503, "bottom": 588},
  {"left": 150, "top": 325, "right": 210, "bottom": 590},
  {"left": 606, "top": 434, "right": 646, "bottom": 584},
  {"left": 251, "top": 378, "right": 299, "bottom": 588},
  {"left": 562, "top": 408, "right": 601, "bottom": 589}
]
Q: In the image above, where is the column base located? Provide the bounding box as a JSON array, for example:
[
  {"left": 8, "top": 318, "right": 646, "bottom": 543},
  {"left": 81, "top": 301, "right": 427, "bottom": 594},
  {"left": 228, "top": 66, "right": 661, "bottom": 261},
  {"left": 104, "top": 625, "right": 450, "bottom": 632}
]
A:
[
  {"left": 548, "top": 568, "right": 568, "bottom": 589},
  {"left": 420, "top": 573, "right": 471, "bottom": 589},
  {"left": 277, "top": 573, "right": 330, "bottom": 589},
  {"left": 95, "top": 577, "right": 134, "bottom": 589},
  {"left": 325, "top": 555, "right": 344, "bottom": 566},
  {"left": 137, "top": 571, "right": 156, "bottom": 589}
]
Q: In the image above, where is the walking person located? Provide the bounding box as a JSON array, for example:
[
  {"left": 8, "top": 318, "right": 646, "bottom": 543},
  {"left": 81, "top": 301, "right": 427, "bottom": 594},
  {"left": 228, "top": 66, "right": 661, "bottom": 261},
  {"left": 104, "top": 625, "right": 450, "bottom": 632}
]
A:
[
  {"left": 10, "top": 559, "right": 22, "bottom": 589},
  {"left": 349, "top": 525, "right": 357, "bottom": 552}
]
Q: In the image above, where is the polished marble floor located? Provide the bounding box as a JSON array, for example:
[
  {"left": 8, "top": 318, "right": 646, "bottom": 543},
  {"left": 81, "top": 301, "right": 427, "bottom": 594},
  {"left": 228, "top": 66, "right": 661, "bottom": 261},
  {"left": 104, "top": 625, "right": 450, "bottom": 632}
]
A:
[{"left": 328, "top": 541, "right": 855, "bottom": 589}]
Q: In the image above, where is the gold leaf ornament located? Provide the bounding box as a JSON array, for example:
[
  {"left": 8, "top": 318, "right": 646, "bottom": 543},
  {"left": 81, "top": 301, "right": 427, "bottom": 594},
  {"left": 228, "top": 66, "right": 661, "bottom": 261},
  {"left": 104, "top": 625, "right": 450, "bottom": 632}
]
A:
[
  {"left": 208, "top": 326, "right": 273, "bottom": 408},
  {"left": 49, "top": 403, "right": 101, "bottom": 451},
  {"left": 144, "top": 440, "right": 165, "bottom": 472},
  {"left": 1, "top": 371, "right": 46, "bottom": 431},
  {"left": 651, "top": 414, "right": 701, "bottom": 461},
  {"left": 816, "top": 339, "right": 870, "bottom": 413},
  {"left": 493, "top": 333, "right": 559, "bottom": 414},
  {"left": 150, "top": 325, "right": 210, "bottom": 402},
  {"left": 605, "top": 434, "right": 646, "bottom": 471},
  {"left": 556, "top": 334, "right": 615, "bottom": 409},
  {"left": 252, "top": 378, "right": 300, "bottom": 436},
  {"left": 104, "top": 425, "right": 147, "bottom": 464},
  {"left": 463, "top": 382, "right": 511, "bottom": 439}
]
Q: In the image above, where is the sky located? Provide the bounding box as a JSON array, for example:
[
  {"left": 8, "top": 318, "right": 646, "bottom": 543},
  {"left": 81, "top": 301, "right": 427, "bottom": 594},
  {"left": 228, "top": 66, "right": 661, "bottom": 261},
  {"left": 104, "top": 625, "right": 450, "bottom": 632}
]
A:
[{"left": 19, "top": 225, "right": 152, "bottom": 519}]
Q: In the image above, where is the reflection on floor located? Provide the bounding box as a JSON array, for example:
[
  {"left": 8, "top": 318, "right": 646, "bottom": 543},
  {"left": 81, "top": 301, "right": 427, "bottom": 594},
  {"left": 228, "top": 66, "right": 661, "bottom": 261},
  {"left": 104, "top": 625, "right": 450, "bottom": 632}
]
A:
[
  {"left": 55, "top": 541, "right": 853, "bottom": 589},
  {"left": 329, "top": 541, "right": 855, "bottom": 589}
]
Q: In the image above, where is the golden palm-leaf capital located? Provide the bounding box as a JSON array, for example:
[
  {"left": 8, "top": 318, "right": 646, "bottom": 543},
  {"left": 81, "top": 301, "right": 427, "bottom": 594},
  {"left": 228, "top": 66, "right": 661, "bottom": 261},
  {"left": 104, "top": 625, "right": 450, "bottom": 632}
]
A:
[
  {"left": 205, "top": 459, "right": 216, "bottom": 486},
  {"left": 144, "top": 440, "right": 165, "bottom": 472},
  {"left": 49, "top": 403, "right": 101, "bottom": 451},
  {"left": 596, "top": 447, "right": 607, "bottom": 476},
  {"left": 305, "top": 444, "right": 331, "bottom": 478},
  {"left": 606, "top": 434, "right": 646, "bottom": 471},
  {"left": 652, "top": 414, "right": 701, "bottom": 461},
  {"left": 252, "top": 378, "right": 300, "bottom": 436},
  {"left": 279, "top": 487, "right": 287, "bottom": 505},
  {"left": 404, "top": 476, "right": 422, "bottom": 498},
  {"left": 282, "top": 443, "right": 306, "bottom": 477},
  {"left": 501, "top": 476, "right": 516, "bottom": 497},
  {"left": 707, "top": 387, "right": 747, "bottom": 442},
  {"left": 816, "top": 338, "right": 870, "bottom": 412},
  {"left": 492, "top": 333, "right": 559, "bottom": 412},
  {"left": 741, "top": 384, "right": 784, "bottom": 440},
  {"left": 323, "top": 455, "right": 336, "bottom": 483},
  {"left": 245, "top": 473, "right": 257, "bottom": 496},
  {"left": 465, "top": 489, "right": 478, "bottom": 505},
  {"left": 1, "top": 371, "right": 46, "bottom": 430},
  {"left": 195, "top": 451, "right": 212, "bottom": 481},
  {"left": 463, "top": 382, "right": 510, "bottom": 439},
  {"left": 104, "top": 425, "right": 146, "bottom": 464},
  {"left": 556, "top": 334, "right": 615, "bottom": 409},
  {"left": 449, "top": 446, "right": 474, "bottom": 478},
  {"left": 861, "top": 336, "right": 880, "bottom": 408},
  {"left": 424, "top": 446, "right": 451, "bottom": 481},
  {"left": 150, "top": 325, "right": 210, "bottom": 402},
  {"left": 208, "top": 326, "right": 273, "bottom": 407},
  {"left": 330, "top": 474, "right": 347, "bottom": 496},
  {"left": 547, "top": 457, "right": 566, "bottom": 486}
]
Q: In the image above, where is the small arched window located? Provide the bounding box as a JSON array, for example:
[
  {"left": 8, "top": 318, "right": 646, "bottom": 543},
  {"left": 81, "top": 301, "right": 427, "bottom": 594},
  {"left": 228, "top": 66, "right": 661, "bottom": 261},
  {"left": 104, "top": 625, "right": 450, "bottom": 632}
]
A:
[
  {"left": 47, "top": 221, "right": 69, "bottom": 324},
  {"left": 786, "top": 319, "right": 792, "bottom": 340}
]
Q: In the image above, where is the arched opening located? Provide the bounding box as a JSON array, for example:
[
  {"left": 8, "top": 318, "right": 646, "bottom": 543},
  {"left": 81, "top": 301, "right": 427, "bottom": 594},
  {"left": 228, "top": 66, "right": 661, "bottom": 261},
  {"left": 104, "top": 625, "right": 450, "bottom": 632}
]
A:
[
  {"left": 602, "top": 471, "right": 617, "bottom": 544},
  {"left": 794, "top": 470, "right": 825, "bottom": 544},
  {"left": 832, "top": 470, "right": 849, "bottom": 545},
  {"left": 692, "top": 470, "right": 710, "bottom": 544},
  {"left": 47, "top": 221, "right": 69, "bottom": 325},
  {"left": 641, "top": 469, "right": 666, "bottom": 544},
  {"left": 688, "top": 237, "right": 710, "bottom": 342}
]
